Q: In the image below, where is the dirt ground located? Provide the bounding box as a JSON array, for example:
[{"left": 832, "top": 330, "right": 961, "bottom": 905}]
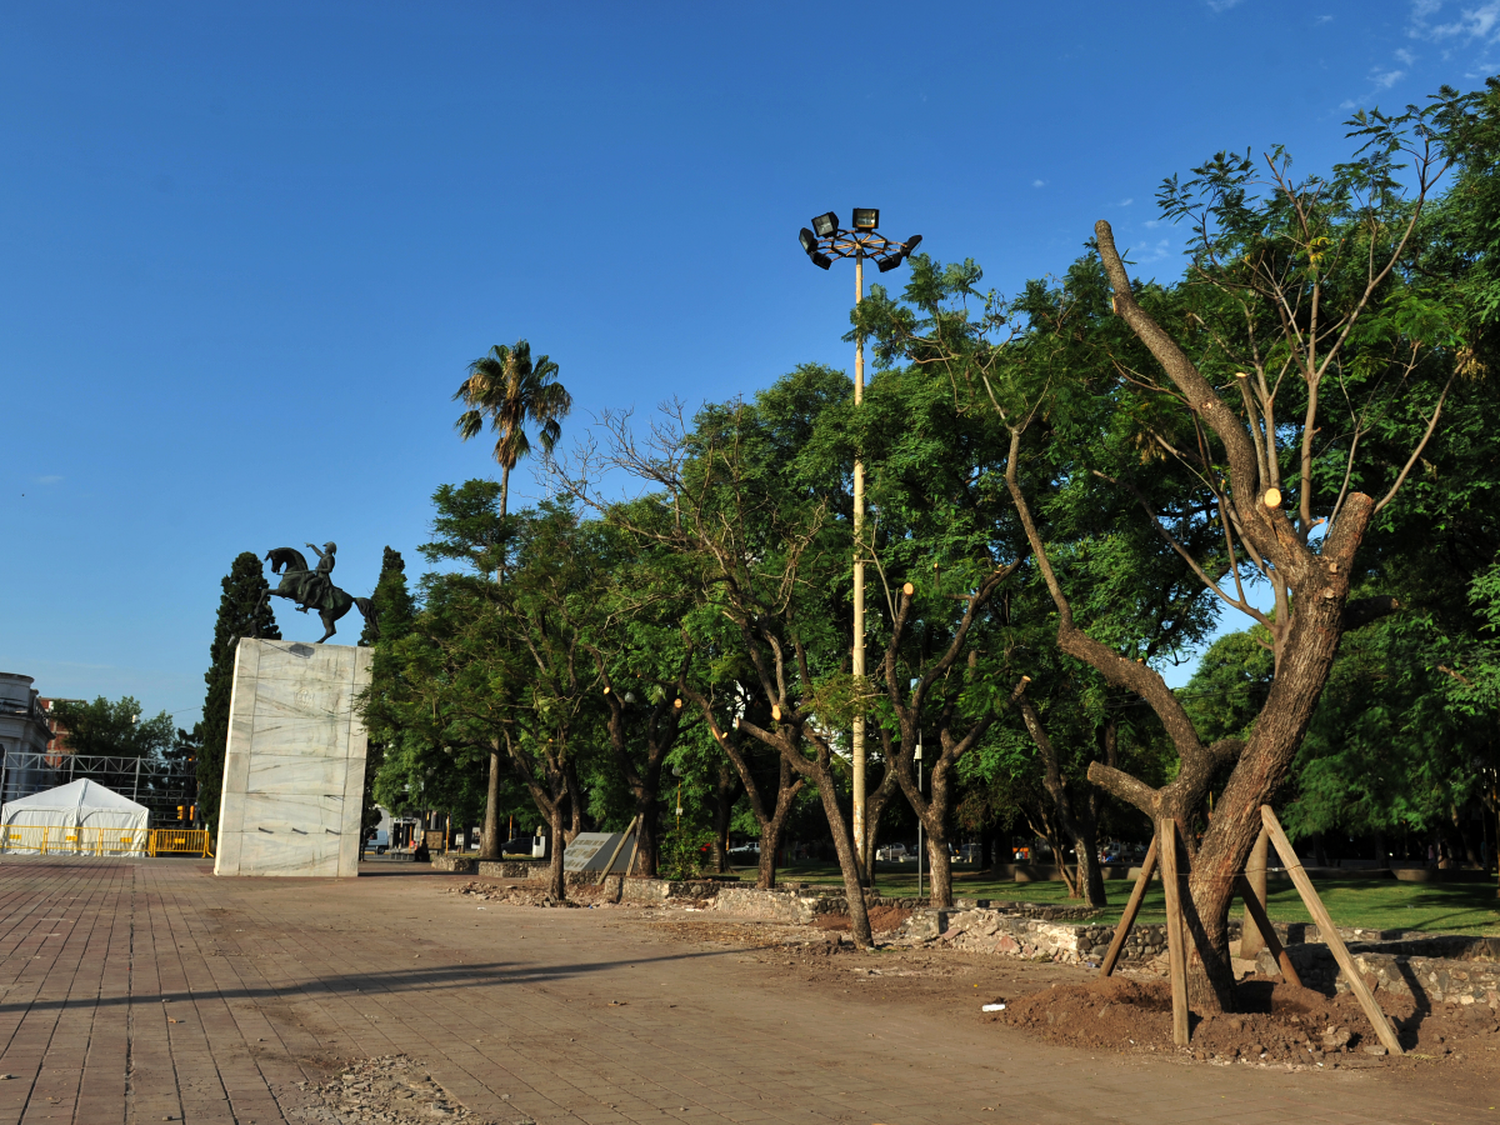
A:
[{"left": 448, "top": 880, "right": 1500, "bottom": 1088}]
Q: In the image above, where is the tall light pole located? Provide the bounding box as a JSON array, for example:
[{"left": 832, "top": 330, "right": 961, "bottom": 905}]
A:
[{"left": 797, "top": 209, "right": 922, "bottom": 873}]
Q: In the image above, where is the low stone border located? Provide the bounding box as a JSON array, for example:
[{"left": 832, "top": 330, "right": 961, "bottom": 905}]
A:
[{"left": 426, "top": 862, "right": 1499, "bottom": 1004}]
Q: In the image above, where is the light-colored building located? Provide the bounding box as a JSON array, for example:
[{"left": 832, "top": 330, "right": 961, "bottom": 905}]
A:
[{"left": 0, "top": 674, "right": 56, "bottom": 803}]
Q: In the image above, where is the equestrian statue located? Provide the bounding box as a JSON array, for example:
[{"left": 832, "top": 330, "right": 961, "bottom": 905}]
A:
[{"left": 260, "top": 542, "right": 378, "bottom": 644}]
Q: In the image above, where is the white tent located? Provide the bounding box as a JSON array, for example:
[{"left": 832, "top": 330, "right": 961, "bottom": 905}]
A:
[{"left": 1, "top": 779, "right": 151, "bottom": 855}]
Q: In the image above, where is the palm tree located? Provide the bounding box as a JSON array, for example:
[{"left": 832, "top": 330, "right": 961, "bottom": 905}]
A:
[
  {"left": 453, "top": 340, "right": 573, "bottom": 572},
  {"left": 453, "top": 339, "right": 571, "bottom": 860}
]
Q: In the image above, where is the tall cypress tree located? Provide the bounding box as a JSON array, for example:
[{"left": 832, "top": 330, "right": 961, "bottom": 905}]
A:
[
  {"left": 199, "top": 552, "right": 280, "bottom": 831},
  {"left": 358, "top": 547, "right": 416, "bottom": 839},
  {"left": 359, "top": 547, "right": 414, "bottom": 647}
]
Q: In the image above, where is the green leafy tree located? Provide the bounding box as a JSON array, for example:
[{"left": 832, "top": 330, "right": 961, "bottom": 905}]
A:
[
  {"left": 857, "top": 255, "right": 1219, "bottom": 907},
  {"left": 592, "top": 379, "right": 884, "bottom": 942},
  {"left": 48, "top": 696, "right": 174, "bottom": 760},
  {"left": 198, "top": 552, "right": 280, "bottom": 832}
]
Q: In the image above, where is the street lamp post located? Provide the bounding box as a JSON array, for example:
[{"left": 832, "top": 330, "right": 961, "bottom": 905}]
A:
[{"left": 797, "top": 210, "right": 922, "bottom": 874}]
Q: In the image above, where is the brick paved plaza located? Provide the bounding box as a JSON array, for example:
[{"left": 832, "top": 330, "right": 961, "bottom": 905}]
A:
[{"left": 0, "top": 856, "right": 1492, "bottom": 1124}]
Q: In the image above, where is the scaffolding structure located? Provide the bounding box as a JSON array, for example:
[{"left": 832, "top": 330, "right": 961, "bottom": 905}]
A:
[{"left": 0, "top": 749, "right": 197, "bottom": 826}]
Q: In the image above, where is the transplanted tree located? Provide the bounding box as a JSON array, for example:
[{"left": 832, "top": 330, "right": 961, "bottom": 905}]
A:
[
  {"left": 999, "top": 89, "right": 1482, "bottom": 1011},
  {"left": 199, "top": 551, "right": 280, "bottom": 831}
]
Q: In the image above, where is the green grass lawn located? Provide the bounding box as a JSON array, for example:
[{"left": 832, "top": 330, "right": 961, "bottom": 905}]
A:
[{"left": 743, "top": 862, "right": 1500, "bottom": 936}]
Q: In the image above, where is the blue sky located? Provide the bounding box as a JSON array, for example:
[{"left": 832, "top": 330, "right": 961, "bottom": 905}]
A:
[{"left": 2, "top": 1, "right": 1497, "bottom": 724}]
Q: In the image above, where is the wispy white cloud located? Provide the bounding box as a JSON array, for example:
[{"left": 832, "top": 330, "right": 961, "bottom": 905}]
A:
[
  {"left": 1118, "top": 198, "right": 1134, "bottom": 207},
  {"left": 33, "top": 475, "right": 63, "bottom": 485},
  {"left": 1206, "top": 0, "right": 1245, "bottom": 12},
  {"left": 1409, "top": 0, "right": 1500, "bottom": 42},
  {"left": 1135, "top": 238, "right": 1174, "bottom": 264},
  {"left": 1032, "top": 179, "right": 1047, "bottom": 188},
  {"left": 1394, "top": 47, "right": 1417, "bottom": 64},
  {"left": 1372, "top": 67, "right": 1407, "bottom": 88},
  {"left": 1314, "top": 14, "right": 1334, "bottom": 23}
]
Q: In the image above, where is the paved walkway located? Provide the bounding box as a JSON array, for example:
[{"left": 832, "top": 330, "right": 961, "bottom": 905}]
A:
[{"left": 0, "top": 856, "right": 1491, "bottom": 1124}]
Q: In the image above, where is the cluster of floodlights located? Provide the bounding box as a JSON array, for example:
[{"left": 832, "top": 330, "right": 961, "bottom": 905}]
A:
[{"left": 798, "top": 209, "right": 922, "bottom": 272}]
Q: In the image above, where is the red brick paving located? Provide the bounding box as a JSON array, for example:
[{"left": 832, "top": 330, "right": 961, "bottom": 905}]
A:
[{"left": 0, "top": 856, "right": 1492, "bottom": 1124}]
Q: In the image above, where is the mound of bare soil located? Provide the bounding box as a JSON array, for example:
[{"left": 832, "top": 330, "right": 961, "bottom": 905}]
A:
[
  {"left": 812, "top": 905, "right": 911, "bottom": 934},
  {"left": 994, "top": 973, "right": 1500, "bottom": 1067}
]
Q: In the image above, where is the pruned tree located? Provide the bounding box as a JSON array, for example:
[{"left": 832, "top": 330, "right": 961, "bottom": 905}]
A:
[{"left": 1002, "top": 90, "right": 1480, "bottom": 1010}]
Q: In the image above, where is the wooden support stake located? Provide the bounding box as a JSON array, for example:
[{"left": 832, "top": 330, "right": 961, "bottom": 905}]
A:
[
  {"left": 1157, "top": 819, "right": 1191, "bottom": 1047},
  {"left": 1233, "top": 874, "right": 1302, "bottom": 988},
  {"left": 1260, "top": 805, "right": 1404, "bottom": 1056},
  {"left": 623, "top": 831, "right": 641, "bottom": 879},
  {"left": 598, "top": 815, "right": 639, "bottom": 882},
  {"left": 1099, "top": 836, "right": 1158, "bottom": 979},
  {"left": 1238, "top": 825, "right": 1270, "bottom": 959}
]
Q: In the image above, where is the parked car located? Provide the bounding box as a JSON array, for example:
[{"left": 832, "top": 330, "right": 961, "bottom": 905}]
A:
[
  {"left": 876, "top": 843, "right": 908, "bottom": 862},
  {"left": 502, "top": 836, "right": 538, "bottom": 857},
  {"left": 365, "top": 827, "right": 389, "bottom": 854}
]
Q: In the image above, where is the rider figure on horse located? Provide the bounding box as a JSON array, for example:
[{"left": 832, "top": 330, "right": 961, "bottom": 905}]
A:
[{"left": 298, "top": 541, "right": 336, "bottom": 613}]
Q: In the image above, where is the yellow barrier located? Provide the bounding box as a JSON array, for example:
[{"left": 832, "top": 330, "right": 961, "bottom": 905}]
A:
[
  {"left": 148, "top": 830, "right": 213, "bottom": 858},
  {"left": 0, "top": 825, "right": 214, "bottom": 858},
  {"left": 0, "top": 825, "right": 150, "bottom": 856}
]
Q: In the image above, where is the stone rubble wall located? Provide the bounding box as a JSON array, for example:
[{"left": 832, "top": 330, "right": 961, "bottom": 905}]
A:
[
  {"left": 910, "top": 907, "right": 1205, "bottom": 965},
  {"left": 1258, "top": 939, "right": 1500, "bottom": 1008}
]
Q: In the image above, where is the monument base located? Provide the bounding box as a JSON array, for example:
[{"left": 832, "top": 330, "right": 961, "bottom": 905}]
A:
[{"left": 214, "top": 638, "right": 372, "bottom": 877}]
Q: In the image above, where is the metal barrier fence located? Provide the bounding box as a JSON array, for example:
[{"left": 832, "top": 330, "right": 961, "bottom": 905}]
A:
[
  {"left": 0, "top": 826, "right": 214, "bottom": 858},
  {"left": 1, "top": 825, "right": 150, "bottom": 856},
  {"left": 147, "top": 829, "right": 213, "bottom": 858}
]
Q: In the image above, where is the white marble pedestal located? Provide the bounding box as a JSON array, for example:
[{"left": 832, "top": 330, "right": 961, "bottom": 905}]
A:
[{"left": 213, "top": 638, "right": 372, "bottom": 877}]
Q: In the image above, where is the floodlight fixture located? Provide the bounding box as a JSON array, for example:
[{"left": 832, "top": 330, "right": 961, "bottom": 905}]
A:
[{"left": 793, "top": 204, "right": 924, "bottom": 879}]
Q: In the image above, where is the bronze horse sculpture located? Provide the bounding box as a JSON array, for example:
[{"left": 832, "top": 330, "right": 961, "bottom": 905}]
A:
[{"left": 260, "top": 543, "right": 378, "bottom": 644}]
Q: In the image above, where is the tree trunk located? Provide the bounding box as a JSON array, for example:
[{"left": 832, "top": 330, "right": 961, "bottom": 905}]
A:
[
  {"left": 810, "top": 761, "right": 874, "bottom": 947},
  {"left": 479, "top": 745, "right": 502, "bottom": 860},
  {"left": 755, "top": 781, "right": 800, "bottom": 890},
  {"left": 1017, "top": 695, "right": 1107, "bottom": 907},
  {"left": 924, "top": 830, "right": 952, "bottom": 906},
  {"left": 1070, "top": 826, "right": 1106, "bottom": 908},
  {"left": 544, "top": 806, "right": 566, "bottom": 899},
  {"left": 859, "top": 762, "right": 900, "bottom": 890},
  {"left": 708, "top": 761, "right": 741, "bottom": 874},
  {"left": 634, "top": 796, "right": 660, "bottom": 878}
]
